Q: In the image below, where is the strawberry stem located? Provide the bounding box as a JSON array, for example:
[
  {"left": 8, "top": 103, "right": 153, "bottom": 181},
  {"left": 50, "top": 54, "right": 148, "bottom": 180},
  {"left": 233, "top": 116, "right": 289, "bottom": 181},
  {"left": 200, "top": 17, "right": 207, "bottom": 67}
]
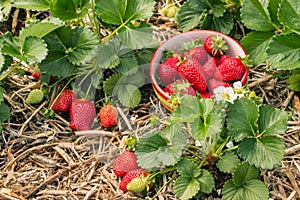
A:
[{"left": 0, "top": 61, "right": 21, "bottom": 82}]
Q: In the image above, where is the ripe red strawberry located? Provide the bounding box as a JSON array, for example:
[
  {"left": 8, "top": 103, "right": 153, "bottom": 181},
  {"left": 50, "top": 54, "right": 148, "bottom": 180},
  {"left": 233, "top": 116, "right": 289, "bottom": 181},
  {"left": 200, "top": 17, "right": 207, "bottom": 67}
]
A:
[
  {"left": 204, "top": 34, "right": 228, "bottom": 57},
  {"left": 31, "top": 70, "right": 41, "bottom": 79},
  {"left": 113, "top": 150, "right": 138, "bottom": 177},
  {"left": 208, "top": 79, "right": 231, "bottom": 94},
  {"left": 52, "top": 89, "right": 76, "bottom": 112},
  {"left": 99, "top": 104, "right": 118, "bottom": 128},
  {"left": 177, "top": 57, "right": 207, "bottom": 93},
  {"left": 216, "top": 54, "right": 231, "bottom": 66},
  {"left": 200, "top": 92, "right": 211, "bottom": 98},
  {"left": 157, "top": 55, "right": 180, "bottom": 84},
  {"left": 217, "top": 57, "right": 246, "bottom": 82},
  {"left": 69, "top": 99, "right": 96, "bottom": 131},
  {"left": 184, "top": 46, "right": 207, "bottom": 65},
  {"left": 182, "top": 39, "right": 207, "bottom": 65},
  {"left": 119, "top": 169, "right": 148, "bottom": 193},
  {"left": 164, "top": 79, "right": 196, "bottom": 96},
  {"left": 203, "top": 57, "right": 217, "bottom": 78}
]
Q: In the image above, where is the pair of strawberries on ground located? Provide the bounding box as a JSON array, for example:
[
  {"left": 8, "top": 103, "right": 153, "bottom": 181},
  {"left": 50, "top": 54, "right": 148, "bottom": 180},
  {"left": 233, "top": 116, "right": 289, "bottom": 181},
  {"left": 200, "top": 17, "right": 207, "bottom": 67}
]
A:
[{"left": 51, "top": 89, "right": 118, "bottom": 130}]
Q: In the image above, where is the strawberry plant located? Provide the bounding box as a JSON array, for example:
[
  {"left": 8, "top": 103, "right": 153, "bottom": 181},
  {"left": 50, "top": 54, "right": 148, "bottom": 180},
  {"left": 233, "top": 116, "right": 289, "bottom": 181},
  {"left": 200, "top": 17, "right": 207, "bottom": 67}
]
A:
[
  {"left": 175, "top": 0, "right": 242, "bottom": 33},
  {"left": 133, "top": 85, "right": 290, "bottom": 199},
  {"left": 239, "top": 0, "right": 300, "bottom": 91},
  {"left": 0, "top": 0, "right": 158, "bottom": 130}
]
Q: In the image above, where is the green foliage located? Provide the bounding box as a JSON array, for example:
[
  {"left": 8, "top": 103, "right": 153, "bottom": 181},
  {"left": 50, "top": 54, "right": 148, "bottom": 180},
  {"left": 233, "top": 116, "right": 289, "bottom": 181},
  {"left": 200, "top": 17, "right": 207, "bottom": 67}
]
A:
[
  {"left": 135, "top": 124, "right": 187, "bottom": 170},
  {"left": 50, "top": 0, "right": 90, "bottom": 21},
  {"left": 222, "top": 162, "right": 269, "bottom": 200},
  {"left": 216, "top": 151, "right": 240, "bottom": 174},
  {"left": 287, "top": 69, "right": 300, "bottom": 91},
  {"left": 175, "top": 0, "right": 234, "bottom": 34},
  {"left": 13, "top": 0, "right": 51, "bottom": 11},
  {"left": 240, "top": 0, "right": 300, "bottom": 91},
  {"left": 95, "top": 0, "right": 155, "bottom": 25},
  {"left": 40, "top": 26, "right": 98, "bottom": 79},
  {"left": 174, "top": 158, "right": 215, "bottom": 200},
  {"left": 227, "top": 98, "right": 289, "bottom": 169}
]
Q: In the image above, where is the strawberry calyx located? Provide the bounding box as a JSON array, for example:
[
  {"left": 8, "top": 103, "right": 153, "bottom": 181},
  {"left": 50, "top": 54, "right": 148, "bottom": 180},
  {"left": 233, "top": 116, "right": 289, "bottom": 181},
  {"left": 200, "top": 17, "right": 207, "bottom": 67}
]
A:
[
  {"left": 181, "top": 39, "right": 202, "bottom": 51},
  {"left": 205, "top": 34, "right": 228, "bottom": 57},
  {"left": 126, "top": 174, "right": 149, "bottom": 193}
]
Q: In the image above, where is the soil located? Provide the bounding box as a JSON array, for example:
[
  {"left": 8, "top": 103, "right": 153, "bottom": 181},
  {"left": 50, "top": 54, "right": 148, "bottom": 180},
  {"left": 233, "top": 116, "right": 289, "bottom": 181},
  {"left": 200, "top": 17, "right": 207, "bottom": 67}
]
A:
[{"left": 0, "top": 2, "right": 299, "bottom": 200}]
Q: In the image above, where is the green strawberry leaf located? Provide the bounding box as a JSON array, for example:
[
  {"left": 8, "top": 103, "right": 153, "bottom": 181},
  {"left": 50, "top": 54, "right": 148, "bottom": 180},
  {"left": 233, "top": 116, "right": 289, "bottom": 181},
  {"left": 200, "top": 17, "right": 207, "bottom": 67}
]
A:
[
  {"left": 135, "top": 125, "right": 186, "bottom": 170},
  {"left": 240, "top": 0, "right": 275, "bottom": 31},
  {"left": 103, "top": 74, "right": 122, "bottom": 96},
  {"left": 117, "top": 84, "right": 141, "bottom": 108},
  {"left": 115, "top": 51, "right": 139, "bottom": 75},
  {"left": 278, "top": 0, "right": 300, "bottom": 34},
  {"left": 13, "top": 0, "right": 51, "bottom": 11},
  {"left": 266, "top": 34, "right": 300, "bottom": 70},
  {"left": 40, "top": 26, "right": 98, "bottom": 78},
  {"left": 169, "top": 95, "right": 200, "bottom": 123},
  {"left": 177, "top": 158, "right": 201, "bottom": 177},
  {"left": 50, "top": 0, "right": 89, "bottom": 21},
  {"left": 19, "top": 19, "right": 63, "bottom": 43},
  {"left": 238, "top": 136, "right": 285, "bottom": 170},
  {"left": 0, "top": 0, "right": 13, "bottom": 22},
  {"left": 227, "top": 98, "right": 258, "bottom": 142},
  {"left": 187, "top": 0, "right": 210, "bottom": 12},
  {"left": 216, "top": 151, "right": 240, "bottom": 174},
  {"left": 2, "top": 35, "right": 48, "bottom": 64},
  {"left": 118, "top": 26, "right": 157, "bottom": 50},
  {"left": 202, "top": 12, "right": 234, "bottom": 34},
  {"left": 240, "top": 31, "right": 275, "bottom": 65},
  {"left": 174, "top": 176, "right": 200, "bottom": 200},
  {"left": 0, "top": 103, "right": 10, "bottom": 122},
  {"left": 175, "top": 0, "right": 208, "bottom": 32},
  {"left": 258, "top": 105, "right": 289, "bottom": 135},
  {"left": 287, "top": 69, "right": 300, "bottom": 91},
  {"left": 0, "top": 53, "right": 4, "bottom": 70},
  {"left": 233, "top": 162, "right": 259, "bottom": 187},
  {"left": 222, "top": 179, "right": 269, "bottom": 200},
  {"left": 191, "top": 112, "right": 223, "bottom": 144},
  {"left": 95, "top": 0, "right": 155, "bottom": 25},
  {"left": 268, "top": 0, "right": 281, "bottom": 25},
  {"left": 197, "top": 169, "right": 215, "bottom": 194}
]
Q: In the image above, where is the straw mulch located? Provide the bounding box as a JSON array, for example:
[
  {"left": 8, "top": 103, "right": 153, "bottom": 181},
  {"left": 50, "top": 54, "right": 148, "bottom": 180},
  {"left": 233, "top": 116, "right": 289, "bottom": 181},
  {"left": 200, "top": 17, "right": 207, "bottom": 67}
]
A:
[{"left": 0, "top": 2, "right": 300, "bottom": 200}]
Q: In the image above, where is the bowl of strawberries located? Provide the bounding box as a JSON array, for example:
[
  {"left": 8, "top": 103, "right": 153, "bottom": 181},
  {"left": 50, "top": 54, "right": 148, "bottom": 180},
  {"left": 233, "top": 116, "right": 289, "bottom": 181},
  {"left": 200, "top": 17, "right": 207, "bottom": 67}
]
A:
[{"left": 150, "top": 30, "right": 249, "bottom": 111}]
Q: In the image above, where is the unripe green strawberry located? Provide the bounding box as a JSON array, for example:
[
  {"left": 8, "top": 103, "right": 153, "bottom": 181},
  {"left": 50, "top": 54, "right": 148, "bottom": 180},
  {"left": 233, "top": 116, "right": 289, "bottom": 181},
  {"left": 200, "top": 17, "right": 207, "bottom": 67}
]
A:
[
  {"left": 119, "top": 169, "right": 148, "bottom": 193},
  {"left": 161, "top": 4, "right": 178, "bottom": 18},
  {"left": 99, "top": 104, "right": 118, "bottom": 128},
  {"left": 126, "top": 176, "right": 147, "bottom": 193},
  {"left": 26, "top": 89, "right": 44, "bottom": 104}
]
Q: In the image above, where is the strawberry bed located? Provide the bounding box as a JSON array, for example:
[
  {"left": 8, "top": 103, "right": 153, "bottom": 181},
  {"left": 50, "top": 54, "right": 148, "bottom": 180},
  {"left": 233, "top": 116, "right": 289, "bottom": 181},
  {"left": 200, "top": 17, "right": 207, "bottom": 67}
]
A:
[{"left": 0, "top": 1, "right": 300, "bottom": 200}]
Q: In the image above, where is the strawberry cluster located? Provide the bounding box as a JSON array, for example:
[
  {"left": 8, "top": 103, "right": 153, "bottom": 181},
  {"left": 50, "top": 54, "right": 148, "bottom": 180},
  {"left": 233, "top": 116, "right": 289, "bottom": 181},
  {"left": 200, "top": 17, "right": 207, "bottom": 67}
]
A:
[
  {"left": 157, "top": 34, "right": 246, "bottom": 98},
  {"left": 51, "top": 89, "right": 118, "bottom": 131},
  {"left": 112, "top": 150, "right": 148, "bottom": 193}
]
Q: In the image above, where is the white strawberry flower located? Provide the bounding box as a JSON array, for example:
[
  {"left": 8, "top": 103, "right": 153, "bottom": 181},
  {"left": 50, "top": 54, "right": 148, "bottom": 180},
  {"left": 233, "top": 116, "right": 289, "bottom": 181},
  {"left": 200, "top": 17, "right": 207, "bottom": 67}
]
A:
[
  {"left": 214, "top": 86, "right": 237, "bottom": 104},
  {"left": 233, "top": 81, "right": 244, "bottom": 97}
]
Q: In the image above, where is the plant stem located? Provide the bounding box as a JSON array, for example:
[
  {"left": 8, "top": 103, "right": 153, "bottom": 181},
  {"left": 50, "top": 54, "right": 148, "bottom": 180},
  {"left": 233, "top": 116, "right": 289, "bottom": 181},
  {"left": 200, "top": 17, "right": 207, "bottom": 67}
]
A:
[
  {"left": 223, "top": 145, "right": 238, "bottom": 153},
  {"left": 89, "top": 0, "right": 102, "bottom": 42},
  {"left": 148, "top": 166, "right": 177, "bottom": 181},
  {"left": 0, "top": 61, "right": 21, "bottom": 82},
  {"left": 102, "top": 16, "right": 134, "bottom": 43}
]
